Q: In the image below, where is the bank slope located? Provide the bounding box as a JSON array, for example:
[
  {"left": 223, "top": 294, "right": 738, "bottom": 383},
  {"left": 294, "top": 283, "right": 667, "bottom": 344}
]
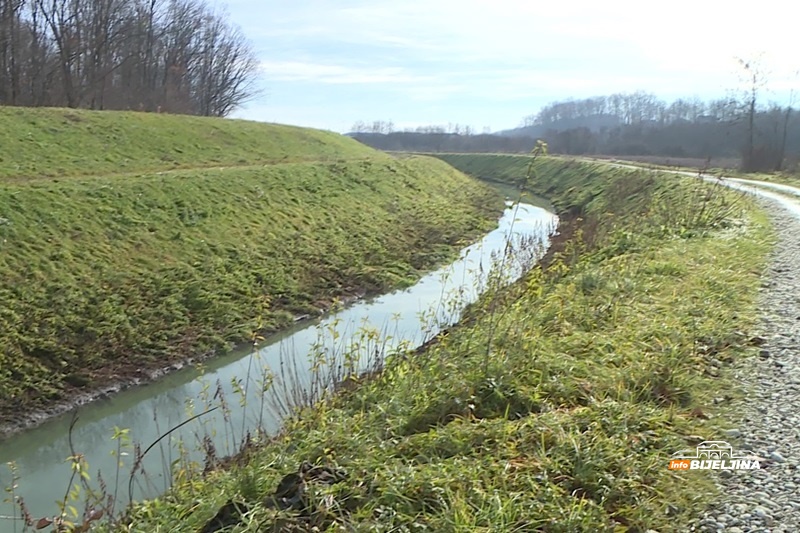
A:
[
  {"left": 0, "top": 111, "right": 503, "bottom": 430},
  {"left": 122, "top": 157, "right": 771, "bottom": 532},
  {"left": 0, "top": 107, "right": 378, "bottom": 181}
]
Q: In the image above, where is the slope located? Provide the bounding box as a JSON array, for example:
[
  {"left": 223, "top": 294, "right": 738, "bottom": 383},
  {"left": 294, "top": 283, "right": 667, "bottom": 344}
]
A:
[
  {"left": 0, "top": 109, "right": 503, "bottom": 431},
  {"left": 0, "top": 107, "right": 377, "bottom": 181}
]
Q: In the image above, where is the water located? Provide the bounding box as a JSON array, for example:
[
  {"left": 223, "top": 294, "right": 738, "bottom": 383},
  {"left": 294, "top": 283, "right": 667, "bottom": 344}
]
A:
[{"left": 0, "top": 200, "right": 556, "bottom": 522}]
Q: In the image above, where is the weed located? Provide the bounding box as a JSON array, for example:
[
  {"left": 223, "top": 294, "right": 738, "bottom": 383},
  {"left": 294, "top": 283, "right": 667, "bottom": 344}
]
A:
[{"left": 86, "top": 157, "right": 770, "bottom": 531}]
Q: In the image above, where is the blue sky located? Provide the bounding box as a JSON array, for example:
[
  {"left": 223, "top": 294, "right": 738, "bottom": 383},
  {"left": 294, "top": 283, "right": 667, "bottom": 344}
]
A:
[{"left": 226, "top": 0, "right": 799, "bottom": 133}]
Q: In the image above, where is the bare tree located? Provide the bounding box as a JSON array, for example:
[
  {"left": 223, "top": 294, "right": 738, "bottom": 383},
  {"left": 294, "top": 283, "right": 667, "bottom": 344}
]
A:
[
  {"left": 775, "top": 73, "right": 797, "bottom": 171},
  {"left": 736, "top": 55, "right": 770, "bottom": 171},
  {"left": 192, "top": 10, "right": 258, "bottom": 117},
  {"left": 0, "top": 0, "right": 260, "bottom": 116}
]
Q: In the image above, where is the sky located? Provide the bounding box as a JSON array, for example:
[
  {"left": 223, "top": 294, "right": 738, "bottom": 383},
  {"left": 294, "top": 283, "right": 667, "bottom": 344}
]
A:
[{"left": 225, "top": 0, "right": 799, "bottom": 134}]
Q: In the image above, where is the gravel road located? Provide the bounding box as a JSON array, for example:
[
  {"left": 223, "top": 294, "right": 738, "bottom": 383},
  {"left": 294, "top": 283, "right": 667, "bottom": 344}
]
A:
[{"left": 689, "top": 179, "right": 800, "bottom": 533}]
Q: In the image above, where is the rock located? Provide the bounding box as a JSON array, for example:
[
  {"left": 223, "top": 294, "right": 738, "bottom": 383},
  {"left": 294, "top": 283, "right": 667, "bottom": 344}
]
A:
[
  {"left": 759, "top": 349, "right": 771, "bottom": 358},
  {"left": 265, "top": 461, "right": 347, "bottom": 511},
  {"left": 725, "top": 428, "right": 742, "bottom": 438},
  {"left": 753, "top": 506, "right": 774, "bottom": 525},
  {"left": 769, "top": 451, "right": 787, "bottom": 463}
]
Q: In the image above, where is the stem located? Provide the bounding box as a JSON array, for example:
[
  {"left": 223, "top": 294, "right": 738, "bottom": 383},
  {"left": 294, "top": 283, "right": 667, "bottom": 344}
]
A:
[
  {"left": 128, "top": 406, "right": 218, "bottom": 508},
  {"left": 483, "top": 142, "right": 546, "bottom": 374}
]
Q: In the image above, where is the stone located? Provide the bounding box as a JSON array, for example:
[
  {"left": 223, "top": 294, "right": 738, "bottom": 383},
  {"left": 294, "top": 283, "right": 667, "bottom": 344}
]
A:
[{"left": 769, "top": 451, "right": 787, "bottom": 463}]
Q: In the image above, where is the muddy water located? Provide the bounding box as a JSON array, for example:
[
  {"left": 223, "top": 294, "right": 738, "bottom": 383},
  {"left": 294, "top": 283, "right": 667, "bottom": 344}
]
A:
[{"left": 0, "top": 200, "right": 556, "bottom": 521}]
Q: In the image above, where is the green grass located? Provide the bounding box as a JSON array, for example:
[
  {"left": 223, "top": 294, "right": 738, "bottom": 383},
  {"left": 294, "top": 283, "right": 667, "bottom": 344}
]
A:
[
  {"left": 0, "top": 109, "right": 504, "bottom": 425},
  {"left": 566, "top": 154, "right": 800, "bottom": 188},
  {"left": 115, "top": 157, "right": 772, "bottom": 532},
  {"left": 0, "top": 107, "right": 377, "bottom": 181},
  {"left": 734, "top": 170, "right": 800, "bottom": 188}
]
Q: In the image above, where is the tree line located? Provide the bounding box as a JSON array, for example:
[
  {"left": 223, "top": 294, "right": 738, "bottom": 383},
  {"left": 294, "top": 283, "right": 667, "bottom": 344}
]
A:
[
  {"left": 514, "top": 89, "right": 796, "bottom": 171},
  {"left": 346, "top": 131, "right": 535, "bottom": 154},
  {"left": 347, "top": 121, "right": 526, "bottom": 153},
  {"left": 0, "top": 0, "right": 259, "bottom": 116},
  {"left": 350, "top": 120, "right": 491, "bottom": 136},
  {"left": 519, "top": 91, "right": 741, "bottom": 128},
  {"left": 350, "top": 90, "right": 798, "bottom": 172}
]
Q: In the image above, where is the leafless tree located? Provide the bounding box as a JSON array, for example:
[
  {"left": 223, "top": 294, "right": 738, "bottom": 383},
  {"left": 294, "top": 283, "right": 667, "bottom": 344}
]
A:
[
  {"left": 736, "top": 56, "right": 768, "bottom": 171},
  {"left": 0, "top": 0, "right": 260, "bottom": 116}
]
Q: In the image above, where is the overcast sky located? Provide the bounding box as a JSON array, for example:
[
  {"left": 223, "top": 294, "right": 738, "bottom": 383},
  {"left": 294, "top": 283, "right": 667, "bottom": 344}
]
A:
[{"left": 225, "top": 0, "right": 799, "bottom": 133}]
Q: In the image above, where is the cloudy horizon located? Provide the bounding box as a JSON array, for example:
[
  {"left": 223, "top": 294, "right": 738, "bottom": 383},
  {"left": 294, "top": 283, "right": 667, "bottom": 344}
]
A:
[{"left": 225, "top": 0, "right": 799, "bottom": 133}]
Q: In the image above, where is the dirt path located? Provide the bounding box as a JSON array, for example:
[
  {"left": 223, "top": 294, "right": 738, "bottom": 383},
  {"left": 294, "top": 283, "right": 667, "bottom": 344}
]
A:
[
  {"left": 0, "top": 156, "right": 381, "bottom": 184},
  {"left": 596, "top": 161, "right": 800, "bottom": 531},
  {"left": 689, "top": 179, "right": 800, "bottom": 533}
]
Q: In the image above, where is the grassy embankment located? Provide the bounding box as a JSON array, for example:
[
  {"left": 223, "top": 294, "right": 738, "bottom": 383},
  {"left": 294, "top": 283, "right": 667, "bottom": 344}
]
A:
[
  {"left": 580, "top": 154, "right": 800, "bottom": 188},
  {"left": 117, "top": 154, "right": 772, "bottom": 532},
  {"left": 734, "top": 170, "right": 800, "bottom": 188},
  {"left": 0, "top": 107, "right": 503, "bottom": 429},
  {"left": 0, "top": 106, "right": 377, "bottom": 180}
]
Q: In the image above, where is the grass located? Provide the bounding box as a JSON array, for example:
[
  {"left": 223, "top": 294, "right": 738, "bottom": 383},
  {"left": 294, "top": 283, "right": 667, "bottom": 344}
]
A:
[
  {"left": 567, "top": 153, "right": 800, "bottom": 188},
  {"left": 107, "top": 156, "right": 772, "bottom": 532},
  {"left": 0, "top": 107, "right": 377, "bottom": 182},
  {"left": 0, "top": 108, "right": 504, "bottom": 427},
  {"left": 733, "top": 170, "right": 800, "bottom": 188}
]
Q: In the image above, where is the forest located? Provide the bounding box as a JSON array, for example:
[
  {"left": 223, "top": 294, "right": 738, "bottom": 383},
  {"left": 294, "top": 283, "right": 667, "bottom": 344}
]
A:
[{"left": 0, "top": 0, "right": 258, "bottom": 116}]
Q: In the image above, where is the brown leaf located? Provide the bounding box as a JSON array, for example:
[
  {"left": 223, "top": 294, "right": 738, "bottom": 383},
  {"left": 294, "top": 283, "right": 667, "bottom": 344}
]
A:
[{"left": 35, "top": 517, "right": 53, "bottom": 530}]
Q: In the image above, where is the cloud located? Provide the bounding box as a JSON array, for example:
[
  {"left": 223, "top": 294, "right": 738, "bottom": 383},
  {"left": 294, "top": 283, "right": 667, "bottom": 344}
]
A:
[
  {"left": 258, "top": 60, "right": 430, "bottom": 85},
  {"left": 229, "top": 0, "right": 800, "bottom": 131}
]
